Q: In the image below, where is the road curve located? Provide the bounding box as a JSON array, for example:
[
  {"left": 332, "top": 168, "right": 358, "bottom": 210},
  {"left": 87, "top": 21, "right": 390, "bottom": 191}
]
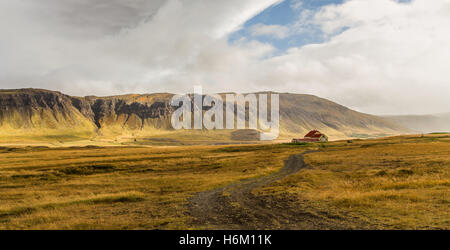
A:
[{"left": 186, "top": 150, "right": 352, "bottom": 229}]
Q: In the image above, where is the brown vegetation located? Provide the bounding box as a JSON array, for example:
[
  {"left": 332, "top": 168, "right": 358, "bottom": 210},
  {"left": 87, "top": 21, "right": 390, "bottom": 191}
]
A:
[{"left": 0, "top": 134, "right": 448, "bottom": 229}]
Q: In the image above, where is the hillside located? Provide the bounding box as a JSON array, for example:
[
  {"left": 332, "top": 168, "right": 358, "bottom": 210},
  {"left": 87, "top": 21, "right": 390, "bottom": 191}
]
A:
[
  {"left": 0, "top": 89, "right": 96, "bottom": 137},
  {"left": 0, "top": 88, "right": 408, "bottom": 144},
  {"left": 277, "top": 93, "right": 406, "bottom": 139}
]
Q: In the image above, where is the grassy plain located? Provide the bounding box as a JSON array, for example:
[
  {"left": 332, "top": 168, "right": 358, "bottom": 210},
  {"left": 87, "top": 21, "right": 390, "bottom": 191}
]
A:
[
  {"left": 258, "top": 134, "right": 450, "bottom": 229},
  {"left": 0, "top": 144, "right": 304, "bottom": 229},
  {"left": 0, "top": 134, "right": 448, "bottom": 229}
]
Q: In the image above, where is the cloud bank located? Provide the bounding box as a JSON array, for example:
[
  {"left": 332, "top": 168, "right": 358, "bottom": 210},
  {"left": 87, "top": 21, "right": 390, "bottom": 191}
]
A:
[{"left": 0, "top": 0, "right": 449, "bottom": 115}]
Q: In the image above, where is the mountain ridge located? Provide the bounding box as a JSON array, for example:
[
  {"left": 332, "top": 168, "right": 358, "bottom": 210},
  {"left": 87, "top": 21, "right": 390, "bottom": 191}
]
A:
[{"left": 0, "top": 88, "right": 409, "bottom": 143}]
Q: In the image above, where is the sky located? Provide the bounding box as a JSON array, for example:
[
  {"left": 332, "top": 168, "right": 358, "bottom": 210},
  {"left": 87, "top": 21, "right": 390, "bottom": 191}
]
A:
[{"left": 0, "top": 0, "right": 449, "bottom": 115}]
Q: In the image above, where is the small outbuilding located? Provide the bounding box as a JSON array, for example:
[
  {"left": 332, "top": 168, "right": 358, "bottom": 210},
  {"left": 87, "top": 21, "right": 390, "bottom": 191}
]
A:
[{"left": 292, "top": 130, "right": 328, "bottom": 143}]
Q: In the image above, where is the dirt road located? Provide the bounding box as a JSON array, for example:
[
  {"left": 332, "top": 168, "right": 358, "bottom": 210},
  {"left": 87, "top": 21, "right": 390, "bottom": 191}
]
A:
[{"left": 187, "top": 150, "right": 361, "bottom": 229}]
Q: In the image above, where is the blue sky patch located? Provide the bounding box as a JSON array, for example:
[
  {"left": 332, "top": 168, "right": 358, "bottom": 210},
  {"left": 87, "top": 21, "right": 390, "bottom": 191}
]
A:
[{"left": 229, "top": 0, "right": 345, "bottom": 52}]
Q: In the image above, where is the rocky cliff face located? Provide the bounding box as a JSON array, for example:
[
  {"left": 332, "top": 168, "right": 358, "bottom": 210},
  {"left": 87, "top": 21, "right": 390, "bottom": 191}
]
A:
[
  {"left": 0, "top": 89, "right": 95, "bottom": 132},
  {"left": 86, "top": 96, "right": 175, "bottom": 131},
  {"left": 0, "top": 89, "right": 176, "bottom": 137},
  {"left": 0, "top": 88, "right": 408, "bottom": 140}
]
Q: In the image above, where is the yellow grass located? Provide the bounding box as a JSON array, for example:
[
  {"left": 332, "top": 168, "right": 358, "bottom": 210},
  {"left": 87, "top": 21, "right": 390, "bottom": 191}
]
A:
[
  {"left": 0, "top": 134, "right": 448, "bottom": 229},
  {"left": 0, "top": 144, "right": 307, "bottom": 229},
  {"left": 257, "top": 134, "right": 450, "bottom": 229}
]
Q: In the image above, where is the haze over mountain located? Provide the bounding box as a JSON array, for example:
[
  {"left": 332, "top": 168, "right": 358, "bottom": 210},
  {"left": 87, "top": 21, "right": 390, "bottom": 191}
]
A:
[
  {"left": 0, "top": 88, "right": 409, "bottom": 144},
  {"left": 385, "top": 113, "right": 450, "bottom": 134}
]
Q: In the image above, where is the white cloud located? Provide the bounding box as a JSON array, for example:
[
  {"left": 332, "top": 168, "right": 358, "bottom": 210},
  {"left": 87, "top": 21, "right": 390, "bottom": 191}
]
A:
[
  {"left": 249, "top": 23, "right": 290, "bottom": 39},
  {"left": 251, "top": 0, "right": 450, "bottom": 115},
  {"left": 0, "top": 0, "right": 450, "bottom": 115},
  {"left": 0, "top": 0, "right": 281, "bottom": 95},
  {"left": 290, "top": 0, "right": 303, "bottom": 10}
]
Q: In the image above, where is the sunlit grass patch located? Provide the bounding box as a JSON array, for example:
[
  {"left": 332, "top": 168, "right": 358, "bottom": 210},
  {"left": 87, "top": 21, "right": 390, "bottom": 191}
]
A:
[
  {"left": 0, "top": 143, "right": 308, "bottom": 229},
  {"left": 0, "top": 134, "right": 448, "bottom": 229},
  {"left": 0, "top": 192, "right": 146, "bottom": 219},
  {"left": 257, "top": 135, "right": 450, "bottom": 229}
]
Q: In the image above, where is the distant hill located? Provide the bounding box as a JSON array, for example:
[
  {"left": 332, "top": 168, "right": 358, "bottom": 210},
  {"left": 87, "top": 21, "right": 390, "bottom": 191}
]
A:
[
  {"left": 276, "top": 93, "right": 407, "bottom": 139},
  {"left": 384, "top": 113, "right": 450, "bottom": 133},
  {"left": 0, "top": 88, "right": 409, "bottom": 144}
]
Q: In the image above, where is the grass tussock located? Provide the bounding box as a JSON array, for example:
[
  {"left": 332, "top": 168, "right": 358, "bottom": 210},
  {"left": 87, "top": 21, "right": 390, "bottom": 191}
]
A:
[{"left": 0, "top": 192, "right": 145, "bottom": 219}]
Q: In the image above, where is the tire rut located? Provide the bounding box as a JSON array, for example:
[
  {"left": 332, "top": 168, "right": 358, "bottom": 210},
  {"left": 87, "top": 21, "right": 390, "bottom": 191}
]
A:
[{"left": 186, "top": 150, "right": 352, "bottom": 229}]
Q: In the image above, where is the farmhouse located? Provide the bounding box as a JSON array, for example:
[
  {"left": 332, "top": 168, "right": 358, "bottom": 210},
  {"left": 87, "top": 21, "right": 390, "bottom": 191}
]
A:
[{"left": 292, "top": 130, "right": 328, "bottom": 143}]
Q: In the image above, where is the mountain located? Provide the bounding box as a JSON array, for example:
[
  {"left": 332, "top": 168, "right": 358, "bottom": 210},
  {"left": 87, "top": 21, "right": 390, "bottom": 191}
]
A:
[
  {"left": 0, "top": 89, "right": 96, "bottom": 137},
  {"left": 277, "top": 93, "right": 407, "bottom": 139},
  {"left": 384, "top": 113, "right": 450, "bottom": 133},
  {"left": 0, "top": 88, "right": 408, "bottom": 144}
]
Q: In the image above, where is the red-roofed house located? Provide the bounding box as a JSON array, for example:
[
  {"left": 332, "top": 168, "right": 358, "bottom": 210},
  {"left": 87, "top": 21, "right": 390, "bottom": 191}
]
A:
[{"left": 292, "top": 130, "right": 328, "bottom": 143}]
